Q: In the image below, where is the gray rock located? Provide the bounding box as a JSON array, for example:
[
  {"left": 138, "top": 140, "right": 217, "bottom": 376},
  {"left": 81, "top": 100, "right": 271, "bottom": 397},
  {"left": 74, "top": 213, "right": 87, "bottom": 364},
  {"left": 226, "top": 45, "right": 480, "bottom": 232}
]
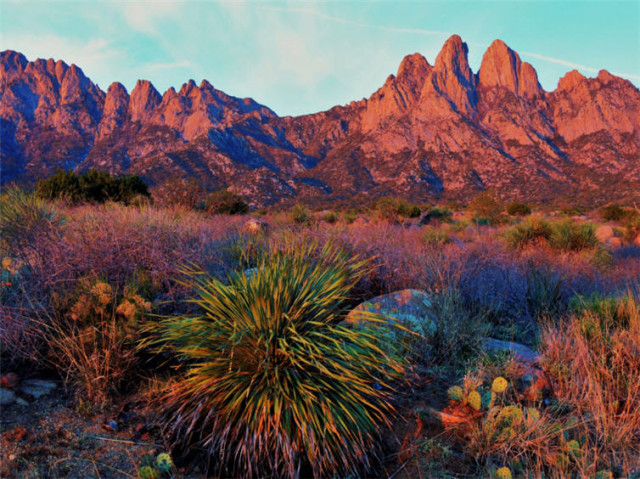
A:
[
  {"left": 0, "top": 388, "right": 16, "bottom": 406},
  {"left": 483, "top": 338, "right": 540, "bottom": 363},
  {"left": 244, "top": 267, "right": 258, "bottom": 280},
  {"left": 20, "top": 379, "right": 56, "bottom": 399},
  {"left": 346, "top": 289, "right": 435, "bottom": 352}
]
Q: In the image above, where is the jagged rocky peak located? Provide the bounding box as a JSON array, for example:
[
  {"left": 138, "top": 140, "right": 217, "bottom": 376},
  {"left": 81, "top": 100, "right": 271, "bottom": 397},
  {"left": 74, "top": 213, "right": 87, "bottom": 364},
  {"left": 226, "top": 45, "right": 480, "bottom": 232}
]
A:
[
  {"left": 104, "top": 82, "right": 129, "bottom": 114},
  {"left": 179, "top": 79, "right": 198, "bottom": 96},
  {"left": 478, "top": 39, "right": 541, "bottom": 98},
  {"left": 0, "top": 50, "right": 28, "bottom": 79},
  {"left": 429, "top": 34, "right": 476, "bottom": 113},
  {"left": 397, "top": 52, "right": 431, "bottom": 80},
  {"left": 129, "top": 79, "right": 161, "bottom": 122},
  {"left": 557, "top": 69, "right": 586, "bottom": 91}
]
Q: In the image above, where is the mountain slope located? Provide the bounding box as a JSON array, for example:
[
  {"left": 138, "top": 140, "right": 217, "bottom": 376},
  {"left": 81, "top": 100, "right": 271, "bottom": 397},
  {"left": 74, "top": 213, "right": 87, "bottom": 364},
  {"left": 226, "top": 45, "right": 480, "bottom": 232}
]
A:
[{"left": 1, "top": 36, "right": 639, "bottom": 206}]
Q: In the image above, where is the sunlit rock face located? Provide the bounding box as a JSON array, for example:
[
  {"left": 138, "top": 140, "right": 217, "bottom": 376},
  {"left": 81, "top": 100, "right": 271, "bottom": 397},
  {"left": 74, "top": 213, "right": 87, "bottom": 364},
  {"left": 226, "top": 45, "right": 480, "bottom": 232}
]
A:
[{"left": 2, "top": 35, "right": 639, "bottom": 206}]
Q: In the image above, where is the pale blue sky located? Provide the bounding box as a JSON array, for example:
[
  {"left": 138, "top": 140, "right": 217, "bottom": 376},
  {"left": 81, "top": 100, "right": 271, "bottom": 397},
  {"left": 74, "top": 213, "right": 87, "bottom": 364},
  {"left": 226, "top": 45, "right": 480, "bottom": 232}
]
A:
[{"left": 1, "top": 0, "right": 638, "bottom": 116}]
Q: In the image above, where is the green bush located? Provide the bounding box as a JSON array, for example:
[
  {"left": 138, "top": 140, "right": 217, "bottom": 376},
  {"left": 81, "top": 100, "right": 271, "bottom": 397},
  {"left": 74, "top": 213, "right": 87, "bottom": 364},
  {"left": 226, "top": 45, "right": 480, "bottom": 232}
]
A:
[
  {"left": 421, "top": 206, "right": 453, "bottom": 224},
  {"left": 599, "top": 204, "right": 628, "bottom": 222},
  {"left": 504, "top": 216, "right": 553, "bottom": 249},
  {"left": 204, "top": 189, "right": 249, "bottom": 215},
  {"left": 343, "top": 209, "right": 358, "bottom": 224},
  {"left": 322, "top": 211, "right": 339, "bottom": 223},
  {"left": 469, "top": 192, "right": 504, "bottom": 219},
  {"left": 290, "top": 203, "right": 313, "bottom": 225},
  {"left": 148, "top": 244, "right": 403, "bottom": 478},
  {"left": 549, "top": 220, "right": 598, "bottom": 252},
  {"left": 506, "top": 202, "right": 531, "bottom": 217},
  {"left": 36, "top": 169, "right": 149, "bottom": 204},
  {"left": 421, "top": 227, "right": 451, "bottom": 247},
  {"left": 375, "top": 197, "right": 421, "bottom": 222}
]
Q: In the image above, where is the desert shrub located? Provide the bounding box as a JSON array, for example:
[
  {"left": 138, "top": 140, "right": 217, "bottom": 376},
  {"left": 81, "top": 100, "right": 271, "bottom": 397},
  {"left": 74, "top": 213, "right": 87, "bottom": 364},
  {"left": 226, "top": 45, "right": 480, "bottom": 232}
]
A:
[
  {"left": 322, "top": 210, "right": 339, "bottom": 223},
  {"left": 375, "top": 197, "right": 421, "bottom": 222},
  {"left": 41, "top": 277, "right": 152, "bottom": 406},
  {"left": 421, "top": 206, "right": 453, "bottom": 224},
  {"left": 549, "top": 220, "right": 597, "bottom": 252},
  {"left": 153, "top": 177, "right": 208, "bottom": 209},
  {"left": 541, "top": 293, "right": 640, "bottom": 475},
  {"left": 599, "top": 204, "right": 628, "bottom": 222},
  {"left": 36, "top": 169, "right": 149, "bottom": 204},
  {"left": 504, "top": 216, "right": 552, "bottom": 249},
  {"left": 506, "top": 202, "right": 531, "bottom": 217},
  {"left": 421, "top": 227, "right": 451, "bottom": 247},
  {"left": 204, "top": 189, "right": 249, "bottom": 215},
  {"left": 343, "top": 209, "right": 358, "bottom": 224},
  {"left": 0, "top": 187, "right": 63, "bottom": 260},
  {"left": 526, "top": 267, "right": 566, "bottom": 320},
  {"left": 474, "top": 216, "right": 492, "bottom": 226},
  {"left": 290, "top": 203, "right": 313, "bottom": 225},
  {"left": 413, "top": 289, "right": 490, "bottom": 368},
  {"left": 148, "top": 244, "right": 404, "bottom": 478},
  {"left": 469, "top": 192, "right": 504, "bottom": 219}
]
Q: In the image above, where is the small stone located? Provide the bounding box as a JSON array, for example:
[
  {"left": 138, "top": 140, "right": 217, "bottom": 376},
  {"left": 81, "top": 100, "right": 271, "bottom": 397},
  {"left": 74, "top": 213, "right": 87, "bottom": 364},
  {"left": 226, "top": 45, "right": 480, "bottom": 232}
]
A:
[
  {"left": 243, "top": 218, "right": 268, "bottom": 235},
  {"left": 0, "top": 372, "right": 20, "bottom": 389},
  {"left": 605, "top": 237, "right": 622, "bottom": 248},
  {"left": 0, "top": 388, "right": 16, "bottom": 406},
  {"left": 15, "top": 397, "right": 29, "bottom": 406},
  {"left": 244, "top": 268, "right": 258, "bottom": 280}
]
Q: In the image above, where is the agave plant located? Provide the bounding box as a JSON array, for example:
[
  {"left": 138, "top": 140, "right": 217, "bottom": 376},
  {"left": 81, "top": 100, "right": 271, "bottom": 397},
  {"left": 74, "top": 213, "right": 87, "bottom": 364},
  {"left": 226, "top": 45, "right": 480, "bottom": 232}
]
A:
[{"left": 150, "top": 243, "right": 404, "bottom": 478}]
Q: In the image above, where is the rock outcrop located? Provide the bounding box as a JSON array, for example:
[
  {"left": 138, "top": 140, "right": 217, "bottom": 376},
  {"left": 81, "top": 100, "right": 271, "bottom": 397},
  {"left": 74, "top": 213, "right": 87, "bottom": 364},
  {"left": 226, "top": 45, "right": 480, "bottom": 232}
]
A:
[{"left": 1, "top": 35, "right": 639, "bottom": 206}]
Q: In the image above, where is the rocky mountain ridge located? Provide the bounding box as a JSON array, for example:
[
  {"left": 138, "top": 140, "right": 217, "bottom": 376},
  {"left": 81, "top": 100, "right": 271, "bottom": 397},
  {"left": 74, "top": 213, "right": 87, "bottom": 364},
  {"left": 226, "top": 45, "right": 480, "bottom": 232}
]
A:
[{"left": 2, "top": 35, "right": 639, "bottom": 206}]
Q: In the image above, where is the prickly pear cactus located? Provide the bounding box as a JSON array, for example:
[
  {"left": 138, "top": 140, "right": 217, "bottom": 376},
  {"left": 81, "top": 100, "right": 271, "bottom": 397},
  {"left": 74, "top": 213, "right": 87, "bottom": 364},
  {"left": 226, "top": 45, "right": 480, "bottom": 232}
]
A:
[
  {"left": 495, "top": 467, "right": 512, "bottom": 479},
  {"left": 492, "top": 376, "right": 508, "bottom": 393},
  {"left": 138, "top": 466, "right": 160, "bottom": 479},
  {"left": 156, "top": 453, "right": 173, "bottom": 473},
  {"left": 468, "top": 390, "right": 482, "bottom": 411},
  {"left": 447, "top": 385, "right": 464, "bottom": 401}
]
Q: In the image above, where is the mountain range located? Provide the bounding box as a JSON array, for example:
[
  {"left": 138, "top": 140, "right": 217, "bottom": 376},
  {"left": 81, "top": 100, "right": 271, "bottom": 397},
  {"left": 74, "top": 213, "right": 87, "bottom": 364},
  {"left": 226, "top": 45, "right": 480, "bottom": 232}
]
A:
[{"left": 1, "top": 35, "right": 639, "bottom": 206}]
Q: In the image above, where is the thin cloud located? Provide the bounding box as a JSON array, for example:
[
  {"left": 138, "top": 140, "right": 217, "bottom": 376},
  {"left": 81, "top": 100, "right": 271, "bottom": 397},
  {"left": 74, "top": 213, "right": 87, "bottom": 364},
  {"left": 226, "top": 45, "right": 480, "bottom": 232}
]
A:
[
  {"left": 261, "top": 6, "right": 451, "bottom": 36},
  {"left": 145, "top": 60, "right": 192, "bottom": 71},
  {"left": 120, "top": 1, "right": 180, "bottom": 35},
  {"left": 522, "top": 51, "right": 640, "bottom": 81}
]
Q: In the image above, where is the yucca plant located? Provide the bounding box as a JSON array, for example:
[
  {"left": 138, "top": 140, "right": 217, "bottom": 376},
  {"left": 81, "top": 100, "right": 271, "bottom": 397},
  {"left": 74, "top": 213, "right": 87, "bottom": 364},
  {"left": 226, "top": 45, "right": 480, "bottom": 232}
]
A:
[{"left": 148, "top": 243, "right": 404, "bottom": 478}]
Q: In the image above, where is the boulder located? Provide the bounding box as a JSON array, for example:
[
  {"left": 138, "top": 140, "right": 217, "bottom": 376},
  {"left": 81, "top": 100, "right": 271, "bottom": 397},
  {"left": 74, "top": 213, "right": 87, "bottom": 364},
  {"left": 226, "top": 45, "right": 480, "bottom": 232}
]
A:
[
  {"left": 483, "top": 338, "right": 541, "bottom": 363},
  {"left": 634, "top": 233, "right": 640, "bottom": 247},
  {"left": 595, "top": 225, "right": 615, "bottom": 243},
  {"left": 20, "top": 379, "right": 56, "bottom": 399},
  {"left": 346, "top": 289, "right": 435, "bottom": 351},
  {"left": 0, "top": 388, "right": 16, "bottom": 406}
]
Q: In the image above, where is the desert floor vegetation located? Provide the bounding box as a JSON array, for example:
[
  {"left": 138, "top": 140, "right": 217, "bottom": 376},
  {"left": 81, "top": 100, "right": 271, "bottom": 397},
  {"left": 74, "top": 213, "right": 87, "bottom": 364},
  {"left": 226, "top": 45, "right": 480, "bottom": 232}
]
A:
[{"left": 1, "top": 190, "right": 640, "bottom": 478}]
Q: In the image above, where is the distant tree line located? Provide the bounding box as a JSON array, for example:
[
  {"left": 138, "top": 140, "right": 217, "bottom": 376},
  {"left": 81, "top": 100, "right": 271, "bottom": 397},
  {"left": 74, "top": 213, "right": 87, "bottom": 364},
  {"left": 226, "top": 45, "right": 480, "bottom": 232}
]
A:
[{"left": 36, "top": 169, "right": 149, "bottom": 204}]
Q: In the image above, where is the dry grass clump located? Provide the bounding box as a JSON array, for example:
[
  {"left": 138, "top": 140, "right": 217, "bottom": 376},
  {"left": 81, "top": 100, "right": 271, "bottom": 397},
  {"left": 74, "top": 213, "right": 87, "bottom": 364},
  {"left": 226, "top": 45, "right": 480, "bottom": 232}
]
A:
[
  {"left": 0, "top": 187, "right": 63, "bottom": 262},
  {"left": 541, "top": 293, "right": 640, "bottom": 475},
  {"left": 38, "top": 277, "right": 153, "bottom": 407}
]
